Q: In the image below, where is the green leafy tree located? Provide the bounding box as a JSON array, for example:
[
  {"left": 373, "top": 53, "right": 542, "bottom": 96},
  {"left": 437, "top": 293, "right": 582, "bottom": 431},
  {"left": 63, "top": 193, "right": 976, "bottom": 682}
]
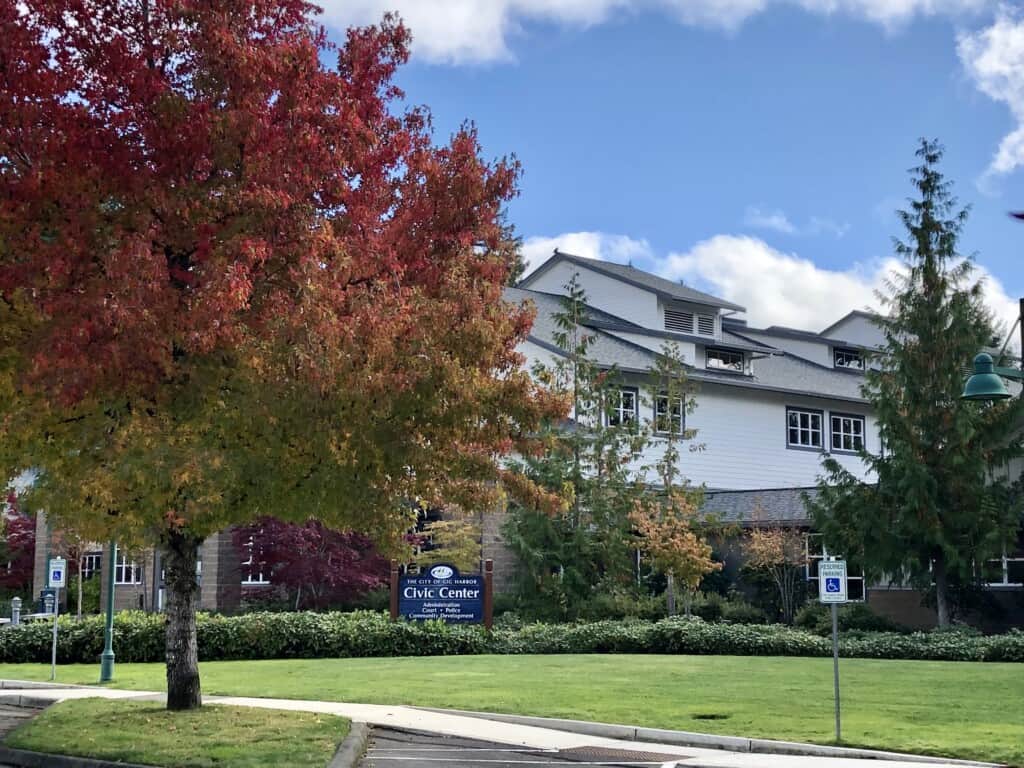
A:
[
  {"left": 504, "top": 275, "right": 648, "bottom": 619},
  {"left": 809, "top": 139, "right": 1024, "bottom": 627},
  {"left": 631, "top": 343, "right": 719, "bottom": 616}
]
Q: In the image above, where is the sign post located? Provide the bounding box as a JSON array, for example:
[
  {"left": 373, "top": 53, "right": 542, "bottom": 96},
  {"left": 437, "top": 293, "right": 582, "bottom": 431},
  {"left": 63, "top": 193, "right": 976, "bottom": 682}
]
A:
[
  {"left": 818, "top": 558, "right": 847, "bottom": 743},
  {"left": 47, "top": 557, "right": 67, "bottom": 681}
]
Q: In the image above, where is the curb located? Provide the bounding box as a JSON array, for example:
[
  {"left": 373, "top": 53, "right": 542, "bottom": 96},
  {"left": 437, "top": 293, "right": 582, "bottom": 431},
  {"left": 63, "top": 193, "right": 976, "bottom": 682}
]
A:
[
  {"left": 0, "top": 745, "right": 158, "bottom": 768},
  {"left": 0, "top": 680, "right": 90, "bottom": 691},
  {"left": 413, "top": 707, "right": 1002, "bottom": 768},
  {"left": 0, "top": 694, "right": 53, "bottom": 710},
  {"left": 329, "top": 722, "right": 370, "bottom": 768}
]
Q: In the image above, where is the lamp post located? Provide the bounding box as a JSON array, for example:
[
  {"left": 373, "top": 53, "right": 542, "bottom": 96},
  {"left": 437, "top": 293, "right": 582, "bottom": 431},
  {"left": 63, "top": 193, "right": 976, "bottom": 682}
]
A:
[
  {"left": 961, "top": 297, "right": 1024, "bottom": 402},
  {"left": 99, "top": 541, "right": 116, "bottom": 683}
]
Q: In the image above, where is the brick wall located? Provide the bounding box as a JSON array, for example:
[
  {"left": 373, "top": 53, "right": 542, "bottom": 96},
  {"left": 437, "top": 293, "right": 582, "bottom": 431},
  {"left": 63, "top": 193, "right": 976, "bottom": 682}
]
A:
[
  {"left": 200, "top": 531, "right": 241, "bottom": 614},
  {"left": 481, "top": 500, "right": 517, "bottom": 594}
]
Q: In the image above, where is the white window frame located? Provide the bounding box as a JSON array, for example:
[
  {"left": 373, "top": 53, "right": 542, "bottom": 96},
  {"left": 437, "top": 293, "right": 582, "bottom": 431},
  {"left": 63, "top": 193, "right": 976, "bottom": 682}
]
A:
[
  {"left": 830, "top": 413, "right": 865, "bottom": 453},
  {"left": 241, "top": 534, "right": 271, "bottom": 586},
  {"left": 805, "top": 533, "right": 865, "bottom": 602},
  {"left": 985, "top": 546, "right": 1024, "bottom": 588},
  {"left": 654, "top": 393, "right": 684, "bottom": 435},
  {"left": 607, "top": 387, "right": 639, "bottom": 428},
  {"left": 834, "top": 347, "right": 864, "bottom": 370},
  {"left": 114, "top": 552, "right": 142, "bottom": 585},
  {"left": 787, "top": 407, "right": 823, "bottom": 450},
  {"left": 706, "top": 347, "right": 744, "bottom": 373},
  {"left": 81, "top": 551, "right": 102, "bottom": 580}
]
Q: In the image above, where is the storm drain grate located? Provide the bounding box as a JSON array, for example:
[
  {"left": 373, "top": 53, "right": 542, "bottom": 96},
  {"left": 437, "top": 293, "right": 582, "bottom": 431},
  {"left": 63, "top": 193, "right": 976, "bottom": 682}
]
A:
[{"left": 555, "top": 745, "right": 690, "bottom": 762}]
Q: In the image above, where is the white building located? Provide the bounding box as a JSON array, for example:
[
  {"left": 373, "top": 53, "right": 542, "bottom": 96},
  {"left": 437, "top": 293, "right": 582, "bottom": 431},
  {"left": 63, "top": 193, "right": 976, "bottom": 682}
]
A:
[{"left": 500, "top": 250, "right": 1021, "bottom": 626}]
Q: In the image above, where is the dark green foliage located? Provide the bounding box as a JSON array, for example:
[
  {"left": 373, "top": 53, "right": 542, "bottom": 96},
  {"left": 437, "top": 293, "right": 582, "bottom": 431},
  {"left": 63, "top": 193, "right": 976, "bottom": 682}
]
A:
[
  {"left": 794, "top": 602, "right": 911, "bottom": 636},
  {"left": 503, "top": 275, "right": 649, "bottom": 620},
  {"left": 2, "top": 611, "right": 1020, "bottom": 664},
  {"left": 809, "top": 140, "right": 1024, "bottom": 627}
]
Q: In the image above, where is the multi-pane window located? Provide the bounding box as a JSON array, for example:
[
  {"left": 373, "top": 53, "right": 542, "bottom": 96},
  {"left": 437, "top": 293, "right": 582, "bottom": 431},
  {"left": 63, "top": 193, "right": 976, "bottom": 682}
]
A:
[
  {"left": 80, "top": 551, "right": 102, "bottom": 580},
  {"left": 654, "top": 394, "right": 684, "bottom": 435},
  {"left": 830, "top": 414, "right": 865, "bottom": 452},
  {"left": 787, "top": 408, "right": 823, "bottom": 449},
  {"left": 114, "top": 552, "right": 142, "bottom": 585},
  {"left": 706, "top": 348, "right": 744, "bottom": 373},
  {"left": 607, "top": 388, "right": 639, "bottom": 427},
  {"left": 805, "top": 534, "right": 865, "bottom": 601},
  {"left": 834, "top": 348, "right": 864, "bottom": 370},
  {"left": 241, "top": 534, "right": 270, "bottom": 586},
  {"left": 984, "top": 544, "right": 1024, "bottom": 587}
]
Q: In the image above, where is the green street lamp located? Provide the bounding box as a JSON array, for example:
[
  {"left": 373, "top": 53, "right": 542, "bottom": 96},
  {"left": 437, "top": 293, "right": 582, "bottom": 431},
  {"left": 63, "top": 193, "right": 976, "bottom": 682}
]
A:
[{"left": 961, "top": 296, "right": 1024, "bottom": 402}]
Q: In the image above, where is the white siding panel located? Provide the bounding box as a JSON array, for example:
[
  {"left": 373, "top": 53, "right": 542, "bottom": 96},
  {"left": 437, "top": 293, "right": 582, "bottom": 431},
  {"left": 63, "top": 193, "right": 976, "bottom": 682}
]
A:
[
  {"left": 740, "top": 330, "right": 831, "bottom": 368},
  {"left": 622, "top": 381, "right": 876, "bottom": 490},
  {"left": 604, "top": 330, "right": 696, "bottom": 363},
  {"left": 824, "top": 315, "right": 885, "bottom": 348},
  {"left": 527, "top": 261, "right": 660, "bottom": 327}
]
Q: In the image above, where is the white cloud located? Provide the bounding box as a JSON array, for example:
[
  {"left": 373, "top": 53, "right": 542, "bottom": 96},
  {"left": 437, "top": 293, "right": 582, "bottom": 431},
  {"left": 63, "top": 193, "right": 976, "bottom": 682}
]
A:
[
  {"left": 521, "top": 231, "right": 653, "bottom": 276},
  {"left": 743, "top": 207, "right": 850, "bottom": 237},
  {"left": 958, "top": 7, "right": 1024, "bottom": 181},
  {"left": 523, "top": 231, "right": 1019, "bottom": 339},
  {"left": 318, "top": 0, "right": 989, "bottom": 64},
  {"left": 743, "top": 207, "right": 797, "bottom": 234}
]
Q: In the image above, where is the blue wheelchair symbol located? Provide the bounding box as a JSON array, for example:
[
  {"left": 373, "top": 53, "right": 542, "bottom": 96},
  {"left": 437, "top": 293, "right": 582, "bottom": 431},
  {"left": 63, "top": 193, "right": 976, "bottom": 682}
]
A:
[{"left": 825, "top": 577, "right": 841, "bottom": 593}]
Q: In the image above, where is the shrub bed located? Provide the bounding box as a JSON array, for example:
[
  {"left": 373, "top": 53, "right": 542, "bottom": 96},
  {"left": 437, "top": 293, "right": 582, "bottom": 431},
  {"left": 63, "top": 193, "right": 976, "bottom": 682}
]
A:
[{"left": 0, "top": 611, "right": 1020, "bottom": 665}]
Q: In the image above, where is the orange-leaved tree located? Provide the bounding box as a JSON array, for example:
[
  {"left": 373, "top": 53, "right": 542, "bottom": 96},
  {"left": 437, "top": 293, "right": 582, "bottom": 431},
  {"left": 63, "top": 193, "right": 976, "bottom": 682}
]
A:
[
  {"left": 0, "top": 1, "right": 561, "bottom": 709},
  {"left": 631, "top": 343, "right": 719, "bottom": 616}
]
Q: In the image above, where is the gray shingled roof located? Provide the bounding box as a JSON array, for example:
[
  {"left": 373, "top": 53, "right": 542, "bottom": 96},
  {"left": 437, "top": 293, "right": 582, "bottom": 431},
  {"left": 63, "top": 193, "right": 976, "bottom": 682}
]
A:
[
  {"left": 507, "top": 287, "right": 870, "bottom": 404},
  {"left": 702, "top": 487, "right": 819, "bottom": 525},
  {"left": 521, "top": 251, "right": 746, "bottom": 312}
]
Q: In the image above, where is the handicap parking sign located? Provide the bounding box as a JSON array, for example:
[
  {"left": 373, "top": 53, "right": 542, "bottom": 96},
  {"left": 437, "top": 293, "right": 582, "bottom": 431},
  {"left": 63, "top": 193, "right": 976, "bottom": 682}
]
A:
[{"left": 818, "top": 560, "right": 848, "bottom": 604}]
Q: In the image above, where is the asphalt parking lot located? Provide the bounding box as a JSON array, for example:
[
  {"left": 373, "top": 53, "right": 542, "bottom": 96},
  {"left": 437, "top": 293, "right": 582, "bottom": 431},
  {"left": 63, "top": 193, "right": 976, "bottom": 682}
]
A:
[{"left": 358, "top": 728, "right": 687, "bottom": 767}]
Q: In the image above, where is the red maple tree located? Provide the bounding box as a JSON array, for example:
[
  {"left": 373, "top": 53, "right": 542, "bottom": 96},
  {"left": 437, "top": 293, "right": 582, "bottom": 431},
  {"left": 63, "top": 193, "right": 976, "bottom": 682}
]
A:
[
  {"left": 0, "top": 492, "right": 35, "bottom": 594},
  {"left": 232, "top": 519, "right": 388, "bottom": 610},
  {"left": 1, "top": 1, "right": 561, "bottom": 708}
]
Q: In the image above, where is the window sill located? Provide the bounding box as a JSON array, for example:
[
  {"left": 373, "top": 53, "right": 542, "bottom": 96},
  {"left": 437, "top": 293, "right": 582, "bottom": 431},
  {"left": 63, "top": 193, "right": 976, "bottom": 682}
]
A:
[{"left": 786, "top": 444, "right": 826, "bottom": 453}]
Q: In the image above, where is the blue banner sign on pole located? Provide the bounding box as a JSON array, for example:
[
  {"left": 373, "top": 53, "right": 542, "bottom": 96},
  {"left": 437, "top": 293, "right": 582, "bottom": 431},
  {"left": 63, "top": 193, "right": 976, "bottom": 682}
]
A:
[{"left": 398, "top": 563, "right": 484, "bottom": 623}]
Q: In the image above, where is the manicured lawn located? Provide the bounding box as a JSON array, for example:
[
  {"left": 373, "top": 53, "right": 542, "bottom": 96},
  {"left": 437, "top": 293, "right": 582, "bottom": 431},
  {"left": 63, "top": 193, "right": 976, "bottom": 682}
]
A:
[
  {"left": 2, "top": 655, "right": 1022, "bottom": 765},
  {"left": 5, "top": 698, "right": 348, "bottom": 768}
]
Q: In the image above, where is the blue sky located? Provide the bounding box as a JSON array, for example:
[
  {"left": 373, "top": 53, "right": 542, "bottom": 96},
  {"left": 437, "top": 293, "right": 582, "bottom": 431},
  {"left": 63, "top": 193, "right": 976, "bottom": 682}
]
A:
[{"left": 317, "top": 2, "right": 1024, "bottom": 332}]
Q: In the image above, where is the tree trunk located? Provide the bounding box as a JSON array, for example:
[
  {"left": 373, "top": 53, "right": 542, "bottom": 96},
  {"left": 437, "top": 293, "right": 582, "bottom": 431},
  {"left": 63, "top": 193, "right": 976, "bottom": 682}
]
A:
[
  {"left": 163, "top": 531, "right": 202, "bottom": 710},
  {"left": 933, "top": 552, "right": 951, "bottom": 629},
  {"left": 666, "top": 570, "right": 676, "bottom": 617}
]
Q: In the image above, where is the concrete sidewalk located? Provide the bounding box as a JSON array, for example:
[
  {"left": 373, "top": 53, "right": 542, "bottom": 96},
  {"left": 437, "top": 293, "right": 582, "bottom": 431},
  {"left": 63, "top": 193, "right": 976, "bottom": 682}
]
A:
[{"left": 0, "top": 683, "right": 998, "bottom": 768}]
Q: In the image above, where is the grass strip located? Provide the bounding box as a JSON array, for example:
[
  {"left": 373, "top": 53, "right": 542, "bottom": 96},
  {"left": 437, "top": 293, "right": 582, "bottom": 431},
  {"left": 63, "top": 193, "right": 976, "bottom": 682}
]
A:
[{"left": 4, "top": 698, "right": 349, "bottom": 768}]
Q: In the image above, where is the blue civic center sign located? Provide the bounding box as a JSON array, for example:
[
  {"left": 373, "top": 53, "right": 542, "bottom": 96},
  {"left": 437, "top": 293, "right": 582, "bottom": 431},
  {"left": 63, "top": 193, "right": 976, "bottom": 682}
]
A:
[{"left": 398, "top": 564, "right": 484, "bottom": 623}]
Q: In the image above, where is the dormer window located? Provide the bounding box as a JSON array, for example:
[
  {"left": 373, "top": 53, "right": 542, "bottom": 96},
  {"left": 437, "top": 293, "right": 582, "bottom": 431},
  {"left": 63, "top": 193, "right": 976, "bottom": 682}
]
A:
[
  {"left": 665, "top": 306, "right": 715, "bottom": 337},
  {"left": 706, "top": 348, "right": 744, "bottom": 373},
  {"left": 834, "top": 347, "right": 864, "bottom": 370}
]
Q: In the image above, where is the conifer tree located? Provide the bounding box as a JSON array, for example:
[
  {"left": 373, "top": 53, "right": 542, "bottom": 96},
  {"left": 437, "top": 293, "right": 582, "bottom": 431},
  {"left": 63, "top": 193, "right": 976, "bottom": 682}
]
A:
[
  {"left": 809, "top": 139, "right": 1024, "bottom": 626},
  {"left": 504, "top": 275, "right": 647, "bottom": 618}
]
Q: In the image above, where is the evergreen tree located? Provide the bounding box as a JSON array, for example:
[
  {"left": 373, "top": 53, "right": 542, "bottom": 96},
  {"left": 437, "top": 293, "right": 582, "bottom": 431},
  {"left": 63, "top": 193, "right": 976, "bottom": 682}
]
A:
[
  {"left": 809, "top": 139, "right": 1024, "bottom": 626},
  {"left": 504, "top": 275, "right": 648, "bottom": 618}
]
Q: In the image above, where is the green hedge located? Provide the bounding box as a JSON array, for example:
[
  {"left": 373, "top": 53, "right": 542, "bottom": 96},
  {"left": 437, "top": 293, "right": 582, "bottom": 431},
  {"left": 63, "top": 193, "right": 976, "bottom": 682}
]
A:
[{"left": 0, "top": 611, "right": 1021, "bottom": 665}]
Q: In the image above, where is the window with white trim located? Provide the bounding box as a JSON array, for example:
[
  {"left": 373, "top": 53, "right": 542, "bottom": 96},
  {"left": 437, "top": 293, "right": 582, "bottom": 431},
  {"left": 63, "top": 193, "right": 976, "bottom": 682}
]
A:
[
  {"left": 706, "top": 348, "right": 744, "bottom": 373},
  {"left": 114, "top": 552, "right": 142, "bottom": 585},
  {"left": 787, "top": 408, "right": 823, "bottom": 449},
  {"left": 830, "top": 414, "right": 865, "bottom": 453},
  {"left": 241, "top": 534, "right": 271, "bottom": 586},
  {"left": 805, "top": 534, "right": 865, "bottom": 601},
  {"left": 607, "top": 388, "right": 639, "bottom": 427},
  {"left": 984, "top": 544, "right": 1024, "bottom": 587},
  {"left": 834, "top": 348, "right": 864, "bottom": 370},
  {"left": 654, "top": 393, "right": 684, "bottom": 435},
  {"left": 80, "top": 551, "right": 102, "bottom": 580}
]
